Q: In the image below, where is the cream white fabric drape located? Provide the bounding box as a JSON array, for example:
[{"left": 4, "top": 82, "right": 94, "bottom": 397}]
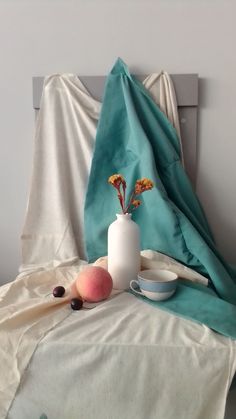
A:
[
  {"left": 20, "top": 75, "right": 101, "bottom": 272},
  {"left": 1, "top": 262, "right": 235, "bottom": 419},
  {"left": 0, "top": 265, "right": 83, "bottom": 418},
  {"left": 143, "top": 72, "right": 184, "bottom": 165},
  {"left": 20, "top": 73, "right": 183, "bottom": 274}
]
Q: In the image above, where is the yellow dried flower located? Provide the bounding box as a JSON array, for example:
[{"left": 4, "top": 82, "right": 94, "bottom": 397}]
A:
[
  {"left": 108, "top": 174, "right": 126, "bottom": 188},
  {"left": 134, "top": 178, "right": 154, "bottom": 195},
  {"left": 108, "top": 174, "right": 154, "bottom": 214},
  {"left": 132, "top": 199, "right": 142, "bottom": 208}
]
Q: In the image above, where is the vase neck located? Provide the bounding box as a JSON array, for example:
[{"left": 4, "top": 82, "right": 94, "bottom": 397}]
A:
[{"left": 116, "top": 213, "right": 131, "bottom": 221}]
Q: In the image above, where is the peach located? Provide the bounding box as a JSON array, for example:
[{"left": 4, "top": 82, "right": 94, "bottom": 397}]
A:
[{"left": 75, "top": 266, "right": 113, "bottom": 302}]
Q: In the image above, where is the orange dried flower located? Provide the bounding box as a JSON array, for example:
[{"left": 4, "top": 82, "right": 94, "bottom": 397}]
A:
[
  {"left": 108, "top": 174, "right": 154, "bottom": 214},
  {"left": 108, "top": 174, "right": 126, "bottom": 189},
  {"left": 134, "top": 178, "right": 154, "bottom": 195},
  {"left": 132, "top": 199, "right": 142, "bottom": 208},
  {"left": 108, "top": 174, "right": 126, "bottom": 213}
]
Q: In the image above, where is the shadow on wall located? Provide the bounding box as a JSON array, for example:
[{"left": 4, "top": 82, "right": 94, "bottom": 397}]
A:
[
  {"left": 196, "top": 166, "right": 236, "bottom": 262},
  {"left": 196, "top": 78, "right": 236, "bottom": 264}
]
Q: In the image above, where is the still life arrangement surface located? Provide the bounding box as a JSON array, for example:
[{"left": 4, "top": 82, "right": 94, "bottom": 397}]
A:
[
  {"left": 1, "top": 58, "right": 236, "bottom": 419},
  {"left": 84, "top": 59, "right": 236, "bottom": 339}
]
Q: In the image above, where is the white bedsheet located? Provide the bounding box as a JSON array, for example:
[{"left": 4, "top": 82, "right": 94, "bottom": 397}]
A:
[
  {"left": 0, "top": 266, "right": 83, "bottom": 419},
  {"left": 8, "top": 287, "right": 236, "bottom": 419},
  {"left": 0, "top": 252, "right": 210, "bottom": 419}
]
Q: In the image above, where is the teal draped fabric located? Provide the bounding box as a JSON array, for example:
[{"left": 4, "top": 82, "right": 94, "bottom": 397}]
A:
[
  {"left": 129, "top": 280, "right": 236, "bottom": 340},
  {"left": 84, "top": 58, "right": 236, "bottom": 338}
]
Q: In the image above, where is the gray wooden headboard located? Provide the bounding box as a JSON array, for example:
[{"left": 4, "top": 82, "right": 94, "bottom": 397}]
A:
[{"left": 32, "top": 74, "right": 198, "bottom": 187}]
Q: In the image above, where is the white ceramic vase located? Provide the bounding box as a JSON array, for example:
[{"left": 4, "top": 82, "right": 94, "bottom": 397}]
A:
[{"left": 108, "top": 213, "right": 141, "bottom": 290}]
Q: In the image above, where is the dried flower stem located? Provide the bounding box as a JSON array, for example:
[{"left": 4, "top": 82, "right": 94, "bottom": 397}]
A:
[
  {"left": 122, "top": 182, "right": 126, "bottom": 213},
  {"left": 108, "top": 174, "right": 154, "bottom": 214},
  {"left": 124, "top": 191, "right": 135, "bottom": 214},
  {"left": 117, "top": 190, "right": 125, "bottom": 213}
]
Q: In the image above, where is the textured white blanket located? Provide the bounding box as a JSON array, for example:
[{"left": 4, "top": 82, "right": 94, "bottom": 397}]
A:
[
  {"left": 8, "top": 286, "right": 236, "bottom": 419},
  {"left": 1, "top": 259, "right": 235, "bottom": 419}
]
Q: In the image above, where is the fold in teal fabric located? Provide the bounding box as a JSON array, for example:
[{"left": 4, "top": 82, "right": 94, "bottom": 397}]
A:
[
  {"left": 129, "top": 280, "right": 236, "bottom": 340},
  {"left": 84, "top": 58, "right": 236, "bottom": 337}
]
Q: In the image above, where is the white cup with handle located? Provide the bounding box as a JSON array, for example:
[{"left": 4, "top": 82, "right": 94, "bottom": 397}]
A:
[{"left": 130, "top": 269, "right": 178, "bottom": 301}]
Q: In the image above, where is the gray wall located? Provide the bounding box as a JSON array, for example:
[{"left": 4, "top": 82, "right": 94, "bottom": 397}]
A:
[{"left": 0, "top": 0, "right": 236, "bottom": 283}]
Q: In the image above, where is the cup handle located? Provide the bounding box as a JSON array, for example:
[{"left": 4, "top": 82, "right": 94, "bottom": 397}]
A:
[{"left": 130, "top": 280, "right": 143, "bottom": 296}]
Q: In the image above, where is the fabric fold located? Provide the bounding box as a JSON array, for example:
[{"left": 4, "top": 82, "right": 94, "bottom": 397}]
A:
[
  {"left": 94, "top": 249, "right": 209, "bottom": 286},
  {"left": 0, "top": 266, "right": 84, "bottom": 418},
  {"left": 129, "top": 282, "right": 236, "bottom": 340},
  {"left": 8, "top": 291, "right": 236, "bottom": 419},
  {"left": 143, "top": 71, "right": 184, "bottom": 165},
  {"left": 1, "top": 60, "right": 236, "bottom": 418},
  {"left": 20, "top": 74, "right": 101, "bottom": 269},
  {"left": 20, "top": 69, "right": 183, "bottom": 275},
  {"left": 84, "top": 58, "right": 236, "bottom": 310}
]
